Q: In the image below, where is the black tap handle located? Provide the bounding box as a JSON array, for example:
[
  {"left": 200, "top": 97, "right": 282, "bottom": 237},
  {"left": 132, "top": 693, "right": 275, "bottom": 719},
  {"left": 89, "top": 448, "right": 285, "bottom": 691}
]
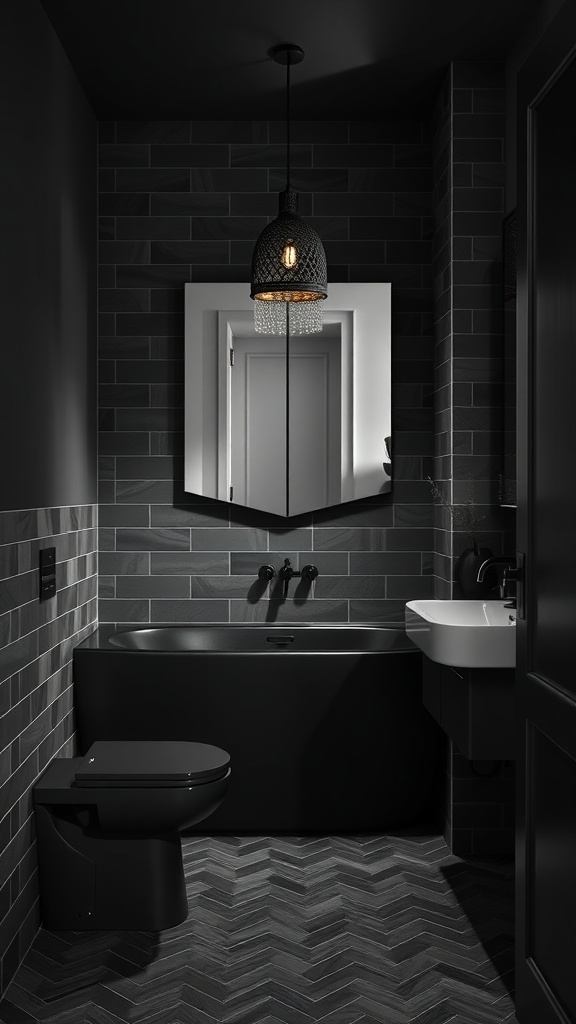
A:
[
  {"left": 257, "top": 565, "right": 275, "bottom": 581},
  {"left": 301, "top": 564, "right": 319, "bottom": 582}
]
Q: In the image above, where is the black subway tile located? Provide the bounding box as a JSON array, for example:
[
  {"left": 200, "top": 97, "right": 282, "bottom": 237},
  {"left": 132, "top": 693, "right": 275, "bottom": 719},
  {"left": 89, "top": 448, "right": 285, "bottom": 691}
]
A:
[
  {"left": 350, "top": 217, "right": 422, "bottom": 240},
  {"left": 115, "top": 408, "right": 180, "bottom": 431},
  {"left": 117, "top": 121, "right": 190, "bottom": 143},
  {"left": 350, "top": 552, "right": 421, "bottom": 575},
  {"left": 269, "top": 168, "right": 349, "bottom": 192},
  {"left": 151, "top": 144, "right": 229, "bottom": 167},
  {"left": 394, "top": 144, "right": 432, "bottom": 168},
  {"left": 116, "top": 528, "right": 190, "bottom": 551},
  {"left": 150, "top": 599, "right": 229, "bottom": 622},
  {"left": 99, "top": 193, "right": 150, "bottom": 216},
  {"left": 314, "top": 576, "right": 387, "bottom": 599},
  {"left": 314, "top": 192, "right": 393, "bottom": 216},
  {"left": 314, "top": 144, "right": 392, "bottom": 167},
  {"left": 229, "top": 600, "right": 348, "bottom": 623},
  {"left": 98, "top": 384, "right": 150, "bottom": 408},
  {"left": 150, "top": 506, "right": 221, "bottom": 528},
  {"left": 115, "top": 480, "right": 177, "bottom": 503},
  {"left": 99, "top": 289, "right": 150, "bottom": 313},
  {"left": 151, "top": 552, "right": 229, "bottom": 575},
  {"left": 190, "top": 264, "right": 251, "bottom": 284},
  {"left": 99, "top": 144, "right": 149, "bottom": 167},
  {"left": 115, "top": 358, "right": 183, "bottom": 384},
  {"left": 98, "top": 432, "right": 149, "bottom": 457},
  {"left": 99, "top": 600, "right": 150, "bottom": 622},
  {"left": 190, "top": 168, "right": 268, "bottom": 191},
  {"left": 115, "top": 456, "right": 180, "bottom": 480},
  {"left": 191, "top": 216, "right": 267, "bottom": 240},
  {"left": 386, "top": 575, "right": 434, "bottom": 599},
  {"left": 351, "top": 122, "right": 422, "bottom": 143},
  {"left": 99, "top": 505, "right": 149, "bottom": 527},
  {"left": 117, "top": 576, "right": 190, "bottom": 599},
  {"left": 394, "top": 193, "right": 433, "bottom": 216},
  {"left": 191, "top": 121, "right": 267, "bottom": 143},
  {"left": 116, "top": 264, "right": 191, "bottom": 287},
  {"left": 453, "top": 139, "right": 503, "bottom": 163},
  {"left": 99, "top": 338, "right": 150, "bottom": 360},
  {"left": 453, "top": 113, "right": 505, "bottom": 139},
  {"left": 453, "top": 188, "right": 503, "bottom": 213},
  {"left": 99, "top": 552, "right": 150, "bottom": 575},
  {"left": 116, "top": 168, "right": 190, "bottom": 192},
  {"left": 231, "top": 143, "right": 311, "bottom": 167},
  {"left": 151, "top": 193, "right": 229, "bottom": 216},
  {"left": 99, "top": 241, "right": 150, "bottom": 264},
  {"left": 270, "top": 121, "right": 348, "bottom": 143},
  {"left": 350, "top": 168, "right": 432, "bottom": 192},
  {"left": 349, "top": 600, "right": 406, "bottom": 623},
  {"left": 150, "top": 240, "right": 228, "bottom": 264},
  {"left": 116, "top": 217, "right": 191, "bottom": 240}
]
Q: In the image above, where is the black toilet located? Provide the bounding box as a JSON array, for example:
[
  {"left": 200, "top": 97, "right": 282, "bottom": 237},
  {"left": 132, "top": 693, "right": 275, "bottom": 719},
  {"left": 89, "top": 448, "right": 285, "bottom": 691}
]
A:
[{"left": 33, "top": 740, "right": 231, "bottom": 931}]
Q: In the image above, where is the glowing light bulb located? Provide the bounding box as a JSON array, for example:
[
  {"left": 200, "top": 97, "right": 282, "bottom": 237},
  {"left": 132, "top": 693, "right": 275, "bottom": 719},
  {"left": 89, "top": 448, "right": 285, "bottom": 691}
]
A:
[{"left": 281, "top": 241, "right": 297, "bottom": 269}]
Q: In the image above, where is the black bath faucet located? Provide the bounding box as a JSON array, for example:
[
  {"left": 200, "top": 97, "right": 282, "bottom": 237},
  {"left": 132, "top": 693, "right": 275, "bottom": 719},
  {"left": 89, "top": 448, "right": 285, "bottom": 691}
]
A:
[
  {"left": 279, "top": 558, "right": 295, "bottom": 581},
  {"left": 257, "top": 559, "right": 319, "bottom": 588},
  {"left": 278, "top": 558, "right": 319, "bottom": 583}
]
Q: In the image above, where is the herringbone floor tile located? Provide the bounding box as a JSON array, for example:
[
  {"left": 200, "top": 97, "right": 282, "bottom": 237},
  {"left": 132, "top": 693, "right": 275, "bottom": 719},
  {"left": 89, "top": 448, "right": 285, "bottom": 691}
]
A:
[{"left": 0, "top": 832, "right": 516, "bottom": 1024}]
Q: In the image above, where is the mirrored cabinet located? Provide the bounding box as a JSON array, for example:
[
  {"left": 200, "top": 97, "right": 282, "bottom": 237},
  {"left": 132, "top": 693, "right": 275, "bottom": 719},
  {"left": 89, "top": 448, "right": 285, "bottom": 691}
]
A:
[{"left": 184, "top": 283, "right": 392, "bottom": 517}]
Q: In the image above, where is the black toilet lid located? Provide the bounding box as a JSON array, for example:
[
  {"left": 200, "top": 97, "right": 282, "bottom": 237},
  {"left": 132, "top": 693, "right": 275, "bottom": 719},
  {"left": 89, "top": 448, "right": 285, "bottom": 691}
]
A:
[{"left": 74, "top": 740, "right": 230, "bottom": 785}]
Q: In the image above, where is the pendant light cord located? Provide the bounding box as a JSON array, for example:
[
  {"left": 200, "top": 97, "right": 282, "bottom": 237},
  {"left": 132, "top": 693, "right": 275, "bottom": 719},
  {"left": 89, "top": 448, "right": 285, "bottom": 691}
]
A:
[{"left": 286, "top": 58, "right": 291, "bottom": 190}]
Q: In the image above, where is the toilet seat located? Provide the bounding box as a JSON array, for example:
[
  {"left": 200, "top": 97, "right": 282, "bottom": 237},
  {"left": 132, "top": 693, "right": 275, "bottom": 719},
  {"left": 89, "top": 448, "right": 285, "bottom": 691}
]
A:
[{"left": 74, "top": 740, "right": 230, "bottom": 788}]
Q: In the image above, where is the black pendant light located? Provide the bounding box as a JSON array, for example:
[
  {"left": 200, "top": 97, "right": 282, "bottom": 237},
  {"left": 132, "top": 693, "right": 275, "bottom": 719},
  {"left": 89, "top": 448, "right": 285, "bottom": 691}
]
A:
[{"left": 251, "top": 44, "right": 327, "bottom": 334}]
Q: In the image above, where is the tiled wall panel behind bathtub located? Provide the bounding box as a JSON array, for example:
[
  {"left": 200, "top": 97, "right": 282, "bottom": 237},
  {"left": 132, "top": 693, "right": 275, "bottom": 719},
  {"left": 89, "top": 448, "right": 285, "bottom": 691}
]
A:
[
  {"left": 98, "top": 119, "right": 435, "bottom": 624},
  {"left": 0, "top": 505, "right": 97, "bottom": 995}
]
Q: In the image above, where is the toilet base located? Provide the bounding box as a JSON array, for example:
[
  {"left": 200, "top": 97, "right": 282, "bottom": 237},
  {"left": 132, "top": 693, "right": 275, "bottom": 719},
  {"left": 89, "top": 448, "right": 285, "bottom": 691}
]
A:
[{"left": 35, "top": 805, "right": 188, "bottom": 931}]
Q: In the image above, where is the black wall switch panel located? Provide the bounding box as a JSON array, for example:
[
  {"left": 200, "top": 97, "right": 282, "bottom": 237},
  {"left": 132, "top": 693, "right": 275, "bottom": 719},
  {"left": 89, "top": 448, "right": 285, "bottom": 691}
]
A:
[{"left": 39, "top": 547, "right": 56, "bottom": 600}]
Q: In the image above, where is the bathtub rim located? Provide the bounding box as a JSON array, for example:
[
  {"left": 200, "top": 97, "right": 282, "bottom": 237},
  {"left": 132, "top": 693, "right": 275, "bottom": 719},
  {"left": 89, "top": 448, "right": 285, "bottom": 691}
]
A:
[{"left": 76, "top": 622, "right": 418, "bottom": 655}]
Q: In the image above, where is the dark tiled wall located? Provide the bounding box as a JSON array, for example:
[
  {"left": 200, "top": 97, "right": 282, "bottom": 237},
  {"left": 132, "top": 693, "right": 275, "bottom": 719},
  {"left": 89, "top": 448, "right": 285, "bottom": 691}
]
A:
[
  {"left": 0, "top": 0, "right": 96, "bottom": 513},
  {"left": 431, "top": 63, "right": 513, "bottom": 599},
  {"left": 0, "top": 1, "right": 97, "bottom": 998},
  {"left": 443, "top": 743, "right": 515, "bottom": 858},
  {"left": 431, "top": 73, "right": 453, "bottom": 595},
  {"left": 0, "top": 506, "right": 97, "bottom": 995},
  {"left": 430, "top": 64, "right": 515, "bottom": 857},
  {"left": 98, "top": 120, "right": 435, "bottom": 624}
]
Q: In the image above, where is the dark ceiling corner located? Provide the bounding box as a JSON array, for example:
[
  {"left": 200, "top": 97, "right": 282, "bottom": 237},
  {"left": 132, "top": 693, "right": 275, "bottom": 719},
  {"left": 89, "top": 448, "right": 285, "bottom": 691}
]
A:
[{"left": 40, "top": 0, "right": 543, "bottom": 120}]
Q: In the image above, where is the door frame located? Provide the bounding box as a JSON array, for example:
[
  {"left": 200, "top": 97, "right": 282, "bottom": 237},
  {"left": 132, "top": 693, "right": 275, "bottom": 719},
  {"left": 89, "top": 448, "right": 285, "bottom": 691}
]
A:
[{"left": 516, "top": 5, "right": 576, "bottom": 1021}]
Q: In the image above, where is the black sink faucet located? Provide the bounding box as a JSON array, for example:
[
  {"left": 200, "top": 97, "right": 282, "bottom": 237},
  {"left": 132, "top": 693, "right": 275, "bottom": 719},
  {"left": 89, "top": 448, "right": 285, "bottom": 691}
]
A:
[{"left": 477, "top": 555, "right": 520, "bottom": 604}]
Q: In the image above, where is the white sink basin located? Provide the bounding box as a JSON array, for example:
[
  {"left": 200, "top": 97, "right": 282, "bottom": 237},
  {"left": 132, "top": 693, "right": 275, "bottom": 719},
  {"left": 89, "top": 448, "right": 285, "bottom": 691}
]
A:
[{"left": 405, "top": 600, "right": 516, "bottom": 669}]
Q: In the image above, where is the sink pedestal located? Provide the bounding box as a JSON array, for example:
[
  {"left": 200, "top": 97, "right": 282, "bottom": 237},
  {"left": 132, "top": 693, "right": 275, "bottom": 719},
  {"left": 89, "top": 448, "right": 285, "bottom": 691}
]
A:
[{"left": 422, "top": 657, "right": 516, "bottom": 759}]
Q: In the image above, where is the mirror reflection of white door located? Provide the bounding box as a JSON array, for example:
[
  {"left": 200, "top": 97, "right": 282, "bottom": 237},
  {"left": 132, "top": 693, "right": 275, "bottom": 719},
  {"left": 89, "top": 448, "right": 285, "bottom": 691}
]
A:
[
  {"left": 230, "top": 337, "right": 287, "bottom": 517},
  {"left": 230, "top": 328, "right": 342, "bottom": 517}
]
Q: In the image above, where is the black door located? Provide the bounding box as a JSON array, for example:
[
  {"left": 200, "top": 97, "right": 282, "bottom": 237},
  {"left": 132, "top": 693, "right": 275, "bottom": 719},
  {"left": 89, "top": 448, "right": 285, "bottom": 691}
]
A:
[{"left": 516, "top": 6, "right": 576, "bottom": 1023}]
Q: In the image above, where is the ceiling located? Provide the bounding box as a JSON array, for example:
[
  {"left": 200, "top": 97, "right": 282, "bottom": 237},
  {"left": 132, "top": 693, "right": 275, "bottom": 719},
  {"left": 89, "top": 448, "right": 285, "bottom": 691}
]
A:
[{"left": 41, "top": 0, "right": 541, "bottom": 120}]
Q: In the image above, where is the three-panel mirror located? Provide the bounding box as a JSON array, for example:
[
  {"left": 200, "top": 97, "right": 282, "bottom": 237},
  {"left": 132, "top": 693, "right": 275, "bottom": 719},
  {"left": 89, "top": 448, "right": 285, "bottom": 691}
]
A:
[{"left": 184, "top": 283, "right": 391, "bottom": 517}]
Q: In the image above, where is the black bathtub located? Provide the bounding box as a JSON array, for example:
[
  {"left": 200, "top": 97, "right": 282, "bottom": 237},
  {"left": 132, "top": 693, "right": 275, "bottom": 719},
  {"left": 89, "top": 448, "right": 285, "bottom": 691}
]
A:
[{"left": 73, "top": 624, "right": 440, "bottom": 832}]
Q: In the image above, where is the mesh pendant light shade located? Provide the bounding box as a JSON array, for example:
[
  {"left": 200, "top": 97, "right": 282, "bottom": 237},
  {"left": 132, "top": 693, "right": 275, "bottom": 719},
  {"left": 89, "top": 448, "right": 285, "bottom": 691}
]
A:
[
  {"left": 250, "top": 189, "right": 327, "bottom": 305},
  {"left": 250, "top": 45, "right": 327, "bottom": 334}
]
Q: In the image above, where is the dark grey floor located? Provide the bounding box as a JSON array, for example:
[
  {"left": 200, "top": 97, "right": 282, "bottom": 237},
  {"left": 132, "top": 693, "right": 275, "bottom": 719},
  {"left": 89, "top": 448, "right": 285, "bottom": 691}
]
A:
[{"left": 0, "top": 832, "right": 516, "bottom": 1023}]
